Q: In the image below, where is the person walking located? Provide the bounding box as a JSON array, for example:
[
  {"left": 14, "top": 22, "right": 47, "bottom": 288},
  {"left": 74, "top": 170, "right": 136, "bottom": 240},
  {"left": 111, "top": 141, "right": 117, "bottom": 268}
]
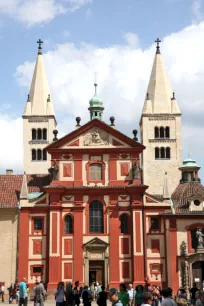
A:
[
  {"left": 19, "top": 278, "right": 27, "bottom": 306},
  {"left": 82, "top": 286, "right": 92, "bottom": 306},
  {"left": 161, "top": 289, "right": 177, "bottom": 306},
  {"left": 109, "top": 288, "right": 123, "bottom": 306},
  {"left": 141, "top": 292, "right": 153, "bottom": 306},
  {"left": 152, "top": 293, "right": 160, "bottom": 306},
  {"left": 55, "top": 282, "right": 65, "bottom": 306},
  {"left": 33, "top": 282, "right": 44, "bottom": 306},
  {"left": 119, "top": 284, "right": 129, "bottom": 306},
  {"left": 65, "top": 282, "right": 74, "bottom": 306},
  {"left": 73, "top": 281, "right": 80, "bottom": 306},
  {"left": 97, "top": 286, "right": 107, "bottom": 306},
  {"left": 135, "top": 285, "right": 144, "bottom": 306},
  {"left": 0, "top": 284, "right": 5, "bottom": 303},
  {"left": 128, "top": 284, "right": 134, "bottom": 306},
  {"left": 191, "top": 283, "right": 199, "bottom": 306}
]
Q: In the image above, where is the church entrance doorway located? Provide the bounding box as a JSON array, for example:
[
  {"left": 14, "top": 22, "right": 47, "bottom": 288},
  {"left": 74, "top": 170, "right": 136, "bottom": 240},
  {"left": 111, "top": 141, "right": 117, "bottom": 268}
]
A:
[
  {"left": 192, "top": 261, "right": 204, "bottom": 288},
  {"left": 89, "top": 260, "right": 104, "bottom": 285}
]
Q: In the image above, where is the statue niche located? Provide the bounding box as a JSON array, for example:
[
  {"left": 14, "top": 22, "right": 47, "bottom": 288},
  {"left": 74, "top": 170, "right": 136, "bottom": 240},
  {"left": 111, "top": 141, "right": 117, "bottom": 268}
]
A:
[{"left": 196, "top": 227, "right": 204, "bottom": 250}]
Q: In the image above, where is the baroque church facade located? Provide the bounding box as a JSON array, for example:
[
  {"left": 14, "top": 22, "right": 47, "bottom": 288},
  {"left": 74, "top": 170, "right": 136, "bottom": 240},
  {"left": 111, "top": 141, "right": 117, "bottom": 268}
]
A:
[{"left": 0, "top": 40, "right": 204, "bottom": 294}]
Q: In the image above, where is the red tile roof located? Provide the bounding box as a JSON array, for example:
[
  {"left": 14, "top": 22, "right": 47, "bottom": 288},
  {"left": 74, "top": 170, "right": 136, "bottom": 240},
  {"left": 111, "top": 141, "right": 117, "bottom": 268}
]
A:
[{"left": 0, "top": 174, "right": 50, "bottom": 208}]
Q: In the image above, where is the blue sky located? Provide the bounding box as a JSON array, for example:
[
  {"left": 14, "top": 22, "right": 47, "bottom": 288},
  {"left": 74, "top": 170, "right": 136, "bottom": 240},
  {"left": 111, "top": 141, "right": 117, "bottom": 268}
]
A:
[{"left": 0, "top": 0, "right": 204, "bottom": 183}]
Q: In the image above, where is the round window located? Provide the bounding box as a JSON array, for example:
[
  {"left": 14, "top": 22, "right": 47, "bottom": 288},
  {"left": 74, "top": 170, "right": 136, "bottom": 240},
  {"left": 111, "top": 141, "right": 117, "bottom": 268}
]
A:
[{"left": 194, "top": 199, "right": 200, "bottom": 206}]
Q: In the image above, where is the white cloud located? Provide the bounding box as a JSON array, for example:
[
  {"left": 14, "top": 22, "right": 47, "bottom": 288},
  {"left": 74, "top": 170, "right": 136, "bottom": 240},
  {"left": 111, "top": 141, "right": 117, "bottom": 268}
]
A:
[
  {"left": 0, "top": 115, "right": 23, "bottom": 173},
  {"left": 192, "top": 0, "right": 203, "bottom": 23},
  {"left": 0, "top": 0, "right": 92, "bottom": 26},
  {"left": 123, "top": 32, "right": 140, "bottom": 48},
  {"left": 7, "top": 21, "right": 204, "bottom": 180}
]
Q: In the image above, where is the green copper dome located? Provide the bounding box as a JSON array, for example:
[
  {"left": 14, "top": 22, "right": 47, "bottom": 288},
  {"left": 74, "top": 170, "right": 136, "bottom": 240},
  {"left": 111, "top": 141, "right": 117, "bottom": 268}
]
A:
[
  {"left": 88, "top": 83, "right": 104, "bottom": 121},
  {"left": 89, "top": 95, "right": 103, "bottom": 106},
  {"left": 180, "top": 157, "right": 200, "bottom": 168}
]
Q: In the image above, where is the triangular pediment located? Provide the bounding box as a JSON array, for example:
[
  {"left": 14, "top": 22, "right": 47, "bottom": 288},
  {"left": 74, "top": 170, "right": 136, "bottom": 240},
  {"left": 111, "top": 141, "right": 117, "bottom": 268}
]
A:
[
  {"left": 47, "top": 119, "right": 144, "bottom": 151},
  {"left": 83, "top": 237, "right": 109, "bottom": 247}
]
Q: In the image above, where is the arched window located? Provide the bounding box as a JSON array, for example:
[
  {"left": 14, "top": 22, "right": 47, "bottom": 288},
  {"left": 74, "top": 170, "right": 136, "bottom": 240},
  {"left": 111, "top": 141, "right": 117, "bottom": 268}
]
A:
[
  {"left": 43, "top": 150, "right": 47, "bottom": 161},
  {"left": 64, "top": 215, "right": 73, "bottom": 234},
  {"left": 32, "top": 149, "right": 36, "bottom": 161},
  {"left": 43, "top": 129, "right": 47, "bottom": 140},
  {"left": 37, "top": 129, "right": 42, "bottom": 140},
  {"left": 161, "top": 147, "right": 165, "bottom": 159},
  {"left": 160, "top": 127, "right": 164, "bottom": 138},
  {"left": 32, "top": 129, "right": 37, "bottom": 140},
  {"left": 155, "top": 147, "right": 159, "bottom": 159},
  {"left": 37, "top": 149, "right": 42, "bottom": 160},
  {"left": 166, "top": 147, "right": 171, "bottom": 159},
  {"left": 89, "top": 200, "right": 104, "bottom": 233},
  {"left": 165, "top": 127, "right": 170, "bottom": 138},
  {"left": 120, "top": 214, "right": 129, "bottom": 234},
  {"left": 90, "top": 163, "right": 102, "bottom": 181},
  {"left": 154, "top": 127, "right": 159, "bottom": 139}
]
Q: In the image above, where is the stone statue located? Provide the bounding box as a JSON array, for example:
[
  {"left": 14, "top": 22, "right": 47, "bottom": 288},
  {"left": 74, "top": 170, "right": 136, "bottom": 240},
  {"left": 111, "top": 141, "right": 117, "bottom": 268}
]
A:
[
  {"left": 48, "top": 160, "right": 59, "bottom": 180},
  {"left": 132, "top": 160, "right": 141, "bottom": 179},
  {"left": 196, "top": 228, "right": 204, "bottom": 248},
  {"left": 180, "top": 241, "right": 187, "bottom": 256}
]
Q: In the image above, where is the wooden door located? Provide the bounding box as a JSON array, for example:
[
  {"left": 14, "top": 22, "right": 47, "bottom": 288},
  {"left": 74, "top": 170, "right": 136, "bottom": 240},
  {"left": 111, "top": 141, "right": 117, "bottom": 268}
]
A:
[{"left": 192, "top": 261, "right": 202, "bottom": 288}]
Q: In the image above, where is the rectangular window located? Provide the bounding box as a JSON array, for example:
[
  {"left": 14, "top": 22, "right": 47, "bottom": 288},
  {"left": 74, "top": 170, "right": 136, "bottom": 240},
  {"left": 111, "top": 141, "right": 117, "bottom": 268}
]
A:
[
  {"left": 150, "top": 217, "right": 160, "bottom": 231},
  {"left": 33, "top": 266, "right": 42, "bottom": 274},
  {"left": 34, "top": 218, "right": 43, "bottom": 231},
  {"left": 90, "top": 164, "right": 102, "bottom": 180}
]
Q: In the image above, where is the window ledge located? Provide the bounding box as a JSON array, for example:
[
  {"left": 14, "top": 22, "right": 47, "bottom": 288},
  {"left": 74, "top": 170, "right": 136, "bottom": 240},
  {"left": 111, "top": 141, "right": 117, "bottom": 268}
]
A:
[
  {"left": 155, "top": 158, "right": 170, "bottom": 160},
  {"left": 31, "top": 160, "right": 47, "bottom": 162},
  {"left": 29, "top": 140, "right": 49, "bottom": 144}
]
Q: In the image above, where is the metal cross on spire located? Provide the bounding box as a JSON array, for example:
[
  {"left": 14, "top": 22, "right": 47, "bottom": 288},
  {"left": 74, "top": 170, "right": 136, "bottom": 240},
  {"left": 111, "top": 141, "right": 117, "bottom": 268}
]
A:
[
  {"left": 94, "top": 71, "right": 98, "bottom": 96},
  {"left": 37, "top": 39, "right": 43, "bottom": 54},
  {"left": 155, "top": 38, "right": 161, "bottom": 54}
]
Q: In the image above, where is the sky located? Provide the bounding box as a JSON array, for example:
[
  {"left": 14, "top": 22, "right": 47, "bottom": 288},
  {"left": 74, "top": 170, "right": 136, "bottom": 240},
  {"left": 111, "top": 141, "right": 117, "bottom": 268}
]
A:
[{"left": 0, "top": 0, "right": 204, "bottom": 182}]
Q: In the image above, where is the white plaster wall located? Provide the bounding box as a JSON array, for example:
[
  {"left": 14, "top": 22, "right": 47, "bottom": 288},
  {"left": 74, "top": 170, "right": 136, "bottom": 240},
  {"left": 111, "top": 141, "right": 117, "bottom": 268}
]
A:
[
  {"left": 0, "top": 210, "right": 18, "bottom": 288},
  {"left": 23, "top": 117, "right": 56, "bottom": 174}
]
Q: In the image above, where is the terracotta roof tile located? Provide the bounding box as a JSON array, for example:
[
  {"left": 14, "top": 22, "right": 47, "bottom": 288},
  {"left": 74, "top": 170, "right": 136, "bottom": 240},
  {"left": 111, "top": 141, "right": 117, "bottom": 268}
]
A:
[
  {"left": 172, "top": 182, "right": 204, "bottom": 209},
  {"left": 0, "top": 174, "right": 50, "bottom": 208}
]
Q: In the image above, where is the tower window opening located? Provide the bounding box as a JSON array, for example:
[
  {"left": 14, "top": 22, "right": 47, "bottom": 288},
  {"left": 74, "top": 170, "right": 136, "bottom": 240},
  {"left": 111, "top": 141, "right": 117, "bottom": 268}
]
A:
[
  {"left": 166, "top": 147, "right": 171, "bottom": 159},
  {"left": 32, "top": 129, "right": 37, "bottom": 140},
  {"left": 37, "top": 149, "right": 42, "bottom": 160},
  {"left": 160, "top": 127, "right": 164, "bottom": 138},
  {"left": 43, "top": 129, "right": 47, "bottom": 140},
  {"left": 165, "top": 127, "right": 170, "bottom": 138},
  {"left": 95, "top": 112, "right": 97, "bottom": 116},
  {"left": 155, "top": 147, "right": 159, "bottom": 159},
  {"left": 155, "top": 127, "right": 159, "bottom": 138},
  {"left": 43, "top": 150, "right": 47, "bottom": 161},
  {"left": 160, "top": 147, "right": 165, "bottom": 158},
  {"left": 32, "top": 149, "right": 36, "bottom": 161},
  {"left": 37, "top": 129, "right": 42, "bottom": 140},
  {"left": 120, "top": 214, "right": 129, "bottom": 234}
]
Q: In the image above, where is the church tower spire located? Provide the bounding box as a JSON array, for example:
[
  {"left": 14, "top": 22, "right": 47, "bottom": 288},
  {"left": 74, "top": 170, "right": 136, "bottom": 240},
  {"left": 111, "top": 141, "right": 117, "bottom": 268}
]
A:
[
  {"left": 140, "top": 39, "right": 182, "bottom": 195},
  {"left": 23, "top": 40, "right": 56, "bottom": 174}
]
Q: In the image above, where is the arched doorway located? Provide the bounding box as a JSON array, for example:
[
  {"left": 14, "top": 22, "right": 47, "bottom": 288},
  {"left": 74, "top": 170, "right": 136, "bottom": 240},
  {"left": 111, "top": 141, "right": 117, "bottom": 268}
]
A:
[{"left": 192, "top": 261, "right": 204, "bottom": 288}]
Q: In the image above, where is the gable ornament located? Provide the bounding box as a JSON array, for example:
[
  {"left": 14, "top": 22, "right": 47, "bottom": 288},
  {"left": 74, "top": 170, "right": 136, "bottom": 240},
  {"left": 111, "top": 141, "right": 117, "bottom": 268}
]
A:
[{"left": 84, "top": 129, "right": 109, "bottom": 146}]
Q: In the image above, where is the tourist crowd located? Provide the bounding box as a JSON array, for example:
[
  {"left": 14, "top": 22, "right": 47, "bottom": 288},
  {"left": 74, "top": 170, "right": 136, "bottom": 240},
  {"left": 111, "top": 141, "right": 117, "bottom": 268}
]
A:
[{"left": 1, "top": 278, "right": 204, "bottom": 306}]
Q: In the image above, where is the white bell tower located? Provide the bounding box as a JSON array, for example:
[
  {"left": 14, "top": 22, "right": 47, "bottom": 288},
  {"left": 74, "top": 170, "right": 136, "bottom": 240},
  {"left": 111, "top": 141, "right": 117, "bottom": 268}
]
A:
[
  {"left": 22, "top": 39, "right": 56, "bottom": 174},
  {"left": 140, "top": 39, "right": 182, "bottom": 195}
]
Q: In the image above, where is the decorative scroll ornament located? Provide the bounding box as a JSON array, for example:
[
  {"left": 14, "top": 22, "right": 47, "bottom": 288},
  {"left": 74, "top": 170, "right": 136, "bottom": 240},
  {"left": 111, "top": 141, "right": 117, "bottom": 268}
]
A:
[
  {"left": 84, "top": 129, "right": 109, "bottom": 146},
  {"left": 180, "top": 241, "right": 187, "bottom": 256}
]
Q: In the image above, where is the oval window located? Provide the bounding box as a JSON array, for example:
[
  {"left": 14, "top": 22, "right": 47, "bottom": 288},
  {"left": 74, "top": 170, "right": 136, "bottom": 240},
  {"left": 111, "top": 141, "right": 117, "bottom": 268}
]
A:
[{"left": 194, "top": 199, "right": 200, "bottom": 206}]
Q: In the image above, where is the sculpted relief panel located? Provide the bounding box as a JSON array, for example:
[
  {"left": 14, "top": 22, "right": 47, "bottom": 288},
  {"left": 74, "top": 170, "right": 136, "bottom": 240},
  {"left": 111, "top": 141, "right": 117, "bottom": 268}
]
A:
[{"left": 83, "top": 128, "right": 109, "bottom": 146}]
